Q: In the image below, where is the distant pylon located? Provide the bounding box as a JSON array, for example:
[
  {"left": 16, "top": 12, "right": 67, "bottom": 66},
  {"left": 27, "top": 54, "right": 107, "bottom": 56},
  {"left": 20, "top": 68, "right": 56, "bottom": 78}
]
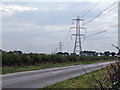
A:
[
  {"left": 70, "top": 16, "right": 86, "bottom": 55},
  {"left": 58, "top": 42, "right": 63, "bottom": 52}
]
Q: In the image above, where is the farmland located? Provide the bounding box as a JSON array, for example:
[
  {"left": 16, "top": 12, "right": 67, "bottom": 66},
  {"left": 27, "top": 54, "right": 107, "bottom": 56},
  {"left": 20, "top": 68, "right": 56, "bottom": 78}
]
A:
[{"left": 2, "top": 50, "right": 116, "bottom": 74}]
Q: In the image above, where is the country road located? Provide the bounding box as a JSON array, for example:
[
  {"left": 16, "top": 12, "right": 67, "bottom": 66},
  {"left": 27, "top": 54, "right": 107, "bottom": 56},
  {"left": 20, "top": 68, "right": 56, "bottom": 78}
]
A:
[{"left": 2, "top": 61, "right": 115, "bottom": 88}]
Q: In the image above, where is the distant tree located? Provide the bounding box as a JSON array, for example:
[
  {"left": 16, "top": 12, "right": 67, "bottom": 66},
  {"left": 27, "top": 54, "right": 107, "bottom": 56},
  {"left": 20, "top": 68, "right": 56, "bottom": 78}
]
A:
[
  {"left": 0, "top": 49, "right": 3, "bottom": 52},
  {"left": 63, "top": 52, "right": 69, "bottom": 56},
  {"left": 8, "top": 51, "right": 14, "bottom": 54},
  {"left": 91, "top": 51, "right": 98, "bottom": 56},
  {"left": 70, "top": 53, "right": 76, "bottom": 56},
  {"left": 82, "top": 51, "right": 87, "bottom": 56},
  {"left": 95, "top": 52, "right": 99, "bottom": 56},
  {"left": 104, "top": 51, "right": 111, "bottom": 57},
  {"left": 28, "top": 53, "right": 34, "bottom": 55},
  {"left": 14, "top": 50, "right": 22, "bottom": 55},
  {"left": 39, "top": 53, "right": 46, "bottom": 55},
  {"left": 111, "top": 52, "right": 116, "bottom": 57},
  {"left": 56, "top": 52, "right": 63, "bottom": 55},
  {"left": 99, "top": 52, "right": 104, "bottom": 56}
]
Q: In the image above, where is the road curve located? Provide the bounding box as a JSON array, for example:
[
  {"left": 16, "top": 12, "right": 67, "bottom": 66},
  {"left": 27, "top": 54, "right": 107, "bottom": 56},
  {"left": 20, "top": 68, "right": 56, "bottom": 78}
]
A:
[{"left": 2, "top": 61, "right": 115, "bottom": 88}]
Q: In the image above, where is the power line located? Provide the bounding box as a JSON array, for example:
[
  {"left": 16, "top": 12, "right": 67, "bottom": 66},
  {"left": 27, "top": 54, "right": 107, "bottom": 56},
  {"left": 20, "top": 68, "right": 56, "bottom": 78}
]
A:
[
  {"left": 61, "top": 28, "right": 72, "bottom": 51},
  {"left": 81, "top": 0, "right": 100, "bottom": 18},
  {"left": 54, "top": 42, "right": 63, "bottom": 53},
  {"left": 106, "top": 3, "right": 119, "bottom": 14},
  {"left": 63, "top": 38, "right": 72, "bottom": 49},
  {"left": 54, "top": 1, "right": 119, "bottom": 53},
  {"left": 86, "top": 24, "right": 118, "bottom": 38},
  {"left": 62, "top": 30, "right": 71, "bottom": 45},
  {"left": 54, "top": 47, "right": 58, "bottom": 54},
  {"left": 84, "top": 0, "right": 119, "bottom": 25},
  {"left": 54, "top": 25, "right": 71, "bottom": 53},
  {"left": 85, "top": 35, "right": 118, "bottom": 41}
]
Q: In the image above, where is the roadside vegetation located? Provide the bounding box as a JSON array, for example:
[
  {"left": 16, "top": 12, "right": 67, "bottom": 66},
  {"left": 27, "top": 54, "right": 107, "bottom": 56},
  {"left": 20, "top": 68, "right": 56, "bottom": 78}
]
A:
[
  {"left": 2, "top": 50, "right": 116, "bottom": 74},
  {"left": 2, "top": 60, "right": 114, "bottom": 74},
  {"left": 45, "top": 62, "right": 120, "bottom": 89}
]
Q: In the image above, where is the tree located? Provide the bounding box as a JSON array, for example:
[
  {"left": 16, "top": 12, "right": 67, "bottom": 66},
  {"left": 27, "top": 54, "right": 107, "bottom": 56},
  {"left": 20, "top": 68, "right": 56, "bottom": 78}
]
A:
[
  {"left": 70, "top": 53, "right": 76, "bottom": 56},
  {"left": 111, "top": 52, "right": 116, "bottom": 57},
  {"left": 99, "top": 52, "right": 104, "bottom": 56},
  {"left": 63, "top": 52, "right": 69, "bottom": 56},
  {"left": 104, "top": 51, "right": 111, "bottom": 57},
  {"left": 56, "top": 52, "right": 63, "bottom": 55},
  {"left": 14, "top": 50, "right": 22, "bottom": 55}
]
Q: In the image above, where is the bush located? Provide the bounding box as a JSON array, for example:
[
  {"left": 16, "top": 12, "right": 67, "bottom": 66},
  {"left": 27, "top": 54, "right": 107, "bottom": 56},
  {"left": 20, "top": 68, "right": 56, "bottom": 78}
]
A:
[{"left": 2, "top": 51, "right": 116, "bottom": 67}]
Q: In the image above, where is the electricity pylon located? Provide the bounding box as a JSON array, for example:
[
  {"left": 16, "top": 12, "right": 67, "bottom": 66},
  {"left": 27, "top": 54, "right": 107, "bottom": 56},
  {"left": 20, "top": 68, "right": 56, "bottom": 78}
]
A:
[
  {"left": 58, "top": 42, "right": 63, "bottom": 52},
  {"left": 70, "top": 16, "right": 86, "bottom": 55}
]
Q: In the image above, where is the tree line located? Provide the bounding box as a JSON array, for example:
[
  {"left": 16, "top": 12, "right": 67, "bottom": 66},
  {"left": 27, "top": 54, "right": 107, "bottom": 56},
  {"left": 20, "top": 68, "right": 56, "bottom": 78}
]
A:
[
  {"left": 1, "top": 49, "right": 116, "bottom": 67},
  {"left": 57, "top": 51, "right": 117, "bottom": 57}
]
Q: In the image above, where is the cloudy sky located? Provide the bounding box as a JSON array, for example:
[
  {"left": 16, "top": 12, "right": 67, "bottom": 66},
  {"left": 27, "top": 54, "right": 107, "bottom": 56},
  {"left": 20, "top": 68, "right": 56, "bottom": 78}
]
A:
[{"left": 1, "top": 0, "right": 119, "bottom": 54}]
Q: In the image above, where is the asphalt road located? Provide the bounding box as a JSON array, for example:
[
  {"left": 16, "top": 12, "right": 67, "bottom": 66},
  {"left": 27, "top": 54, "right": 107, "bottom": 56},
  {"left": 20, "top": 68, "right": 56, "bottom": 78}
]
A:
[{"left": 2, "top": 61, "right": 115, "bottom": 88}]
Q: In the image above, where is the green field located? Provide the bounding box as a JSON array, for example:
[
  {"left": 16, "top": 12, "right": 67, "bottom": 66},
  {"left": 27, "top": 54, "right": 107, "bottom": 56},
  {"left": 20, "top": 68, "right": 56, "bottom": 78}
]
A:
[
  {"left": 2, "top": 59, "right": 115, "bottom": 74},
  {"left": 2, "top": 51, "right": 116, "bottom": 74}
]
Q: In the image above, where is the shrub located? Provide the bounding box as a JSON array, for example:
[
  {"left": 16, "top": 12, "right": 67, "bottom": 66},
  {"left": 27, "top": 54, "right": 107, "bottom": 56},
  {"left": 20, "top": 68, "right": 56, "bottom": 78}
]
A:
[{"left": 2, "top": 52, "right": 116, "bottom": 67}]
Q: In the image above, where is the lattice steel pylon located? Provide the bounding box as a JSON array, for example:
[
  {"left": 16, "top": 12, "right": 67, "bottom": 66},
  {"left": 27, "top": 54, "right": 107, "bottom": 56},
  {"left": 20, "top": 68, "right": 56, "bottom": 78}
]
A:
[
  {"left": 58, "top": 42, "right": 62, "bottom": 52},
  {"left": 70, "top": 16, "right": 86, "bottom": 55}
]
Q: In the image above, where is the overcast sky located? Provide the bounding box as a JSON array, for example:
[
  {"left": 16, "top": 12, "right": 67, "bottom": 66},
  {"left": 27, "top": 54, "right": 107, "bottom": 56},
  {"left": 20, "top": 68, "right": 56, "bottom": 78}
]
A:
[{"left": 1, "top": 0, "right": 118, "bottom": 54}]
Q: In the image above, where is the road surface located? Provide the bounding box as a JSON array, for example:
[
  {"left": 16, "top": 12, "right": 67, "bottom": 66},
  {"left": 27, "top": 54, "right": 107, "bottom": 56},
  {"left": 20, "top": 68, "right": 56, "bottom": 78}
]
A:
[{"left": 2, "top": 61, "right": 115, "bottom": 88}]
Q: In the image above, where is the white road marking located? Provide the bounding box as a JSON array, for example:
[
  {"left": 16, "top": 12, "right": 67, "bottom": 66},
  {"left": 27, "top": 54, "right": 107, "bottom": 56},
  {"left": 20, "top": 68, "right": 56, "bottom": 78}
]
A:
[{"left": 53, "top": 71, "right": 63, "bottom": 73}]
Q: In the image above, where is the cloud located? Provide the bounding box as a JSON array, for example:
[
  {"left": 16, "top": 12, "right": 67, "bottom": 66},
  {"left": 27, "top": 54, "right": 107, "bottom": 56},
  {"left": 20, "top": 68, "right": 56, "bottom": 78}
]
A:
[
  {"left": 57, "top": 4, "right": 67, "bottom": 10},
  {"left": 3, "top": 23, "right": 69, "bottom": 32},
  {"left": 3, "top": 22, "right": 69, "bottom": 53},
  {"left": 0, "top": 4, "right": 38, "bottom": 15},
  {"left": 37, "top": 3, "right": 68, "bottom": 11},
  {"left": 0, "top": 3, "right": 68, "bottom": 16}
]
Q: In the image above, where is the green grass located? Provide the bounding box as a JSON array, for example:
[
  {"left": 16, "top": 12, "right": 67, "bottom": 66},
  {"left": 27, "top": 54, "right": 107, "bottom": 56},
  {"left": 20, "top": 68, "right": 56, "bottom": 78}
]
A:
[
  {"left": 44, "top": 67, "right": 107, "bottom": 88},
  {"left": 2, "top": 59, "right": 115, "bottom": 74}
]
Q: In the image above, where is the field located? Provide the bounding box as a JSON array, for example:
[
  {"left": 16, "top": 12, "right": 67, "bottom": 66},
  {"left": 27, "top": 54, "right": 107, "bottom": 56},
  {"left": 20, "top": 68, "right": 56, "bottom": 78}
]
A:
[{"left": 2, "top": 51, "right": 116, "bottom": 74}]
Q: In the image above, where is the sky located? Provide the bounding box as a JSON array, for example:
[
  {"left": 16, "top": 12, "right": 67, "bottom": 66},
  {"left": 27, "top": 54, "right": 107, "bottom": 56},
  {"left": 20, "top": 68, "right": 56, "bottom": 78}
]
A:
[{"left": 1, "top": 0, "right": 119, "bottom": 54}]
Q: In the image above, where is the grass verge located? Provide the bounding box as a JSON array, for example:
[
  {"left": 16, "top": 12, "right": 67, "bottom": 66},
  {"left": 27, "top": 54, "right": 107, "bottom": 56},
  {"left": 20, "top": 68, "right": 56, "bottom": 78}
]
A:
[
  {"left": 2, "top": 59, "right": 115, "bottom": 74},
  {"left": 44, "top": 67, "right": 107, "bottom": 88},
  {"left": 44, "top": 62, "right": 119, "bottom": 88}
]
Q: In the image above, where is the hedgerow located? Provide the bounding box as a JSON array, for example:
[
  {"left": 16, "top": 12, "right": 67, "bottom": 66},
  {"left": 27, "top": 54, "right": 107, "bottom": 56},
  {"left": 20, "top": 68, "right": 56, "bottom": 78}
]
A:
[{"left": 2, "top": 52, "right": 115, "bottom": 66}]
